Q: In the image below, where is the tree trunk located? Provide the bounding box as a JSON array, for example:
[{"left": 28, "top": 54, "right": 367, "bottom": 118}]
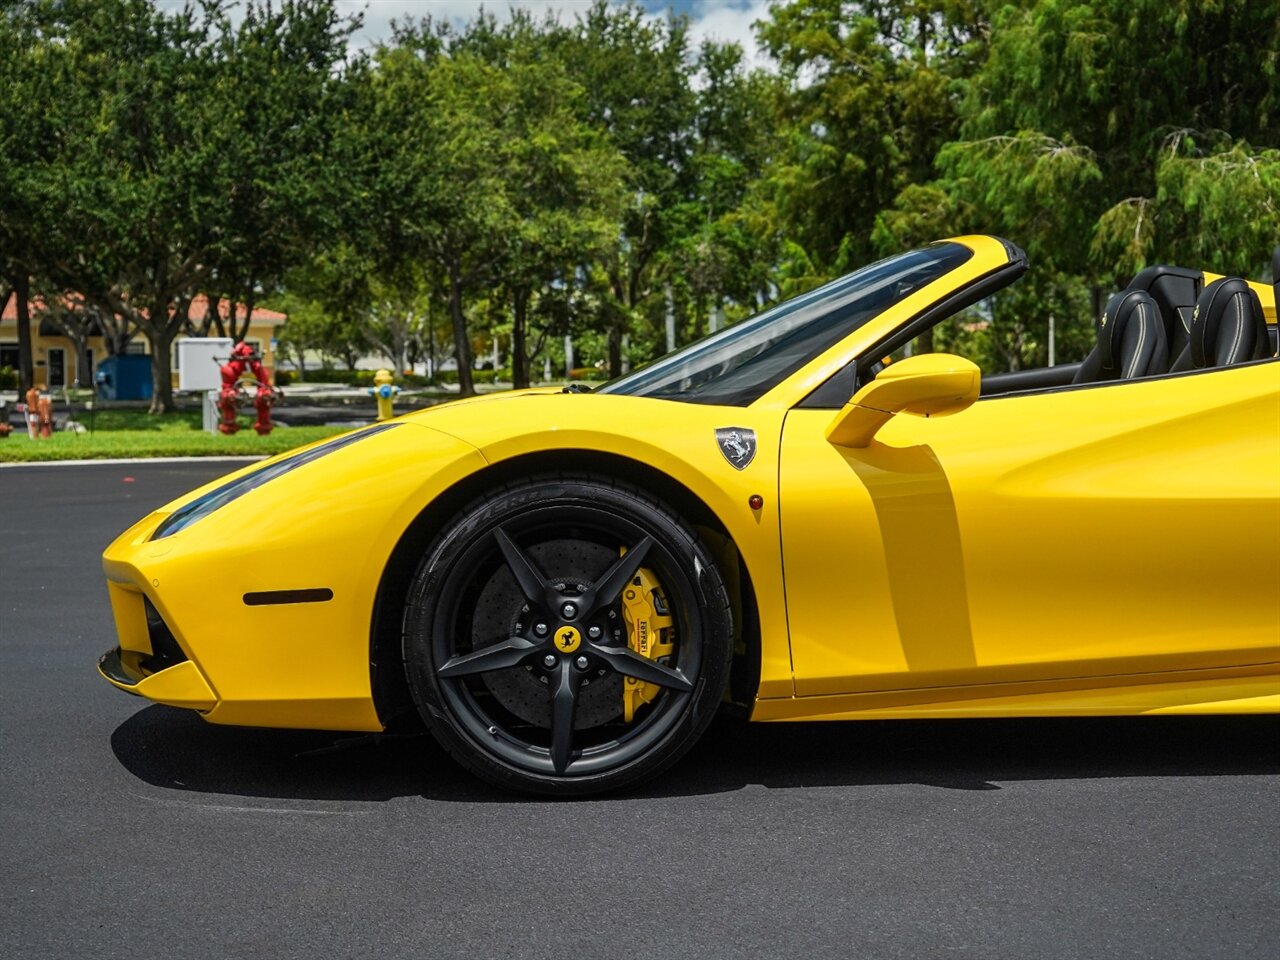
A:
[
  {"left": 449, "top": 260, "right": 475, "bottom": 397},
  {"left": 235, "top": 285, "right": 256, "bottom": 342},
  {"left": 74, "top": 334, "right": 92, "bottom": 390},
  {"left": 145, "top": 295, "right": 177, "bottom": 413},
  {"left": 204, "top": 293, "right": 226, "bottom": 338},
  {"left": 47, "top": 308, "right": 95, "bottom": 390},
  {"left": 174, "top": 294, "right": 193, "bottom": 336},
  {"left": 427, "top": 316, "right": 436, "bottom": 384},
  {"left": 0, "top": 285, "right": 10, "bottom": 381},
  {"left": 607, "top": 322, "right": 622, "bottom": 378},
  {"left": 512, "top": 287, "right": 530, "bottom": 388},
  {"left": 172, "top": 297, "right": 192, "bottom": 348},
  {"left": 14, "top": 274, "right": 34, "bottom": 393},
  {"left": 96, "top": 300, "right": 134, "bottom": 356}
]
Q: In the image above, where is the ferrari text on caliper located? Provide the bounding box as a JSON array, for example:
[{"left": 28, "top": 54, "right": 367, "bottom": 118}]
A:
[{"left": 620, "top": 562, "right": 675, "bottom": 722}]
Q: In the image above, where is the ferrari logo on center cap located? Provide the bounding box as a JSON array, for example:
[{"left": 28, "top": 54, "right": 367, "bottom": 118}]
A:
[
  {"left": 555, "top": 626, "right": 581, "bottom": 653},
  {"left": 715, "top": 427, "right": 757, "bottom": 470}
]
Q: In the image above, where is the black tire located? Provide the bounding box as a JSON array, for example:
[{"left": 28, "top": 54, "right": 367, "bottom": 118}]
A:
[{"left": 402, "top": 474, "right": 733, "bottom": 796}]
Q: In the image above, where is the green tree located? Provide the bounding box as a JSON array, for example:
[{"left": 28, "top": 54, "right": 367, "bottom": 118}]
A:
[
  {"left": 0, "top": 0, "right": 78, "bottom": 392},
  {"left": 490, "top": 29, "right": 628, "bottom": 388},
  {"left": 197, "top": 0, "right": 359, "bottom": 343},
  {"left": 877, "top": 0, "right": 1279, "bottom": 368},
  {"left": 2, "top": 0, "right": 359, "bottom": 411},
  {"left": 554, "top": 2, "right": 700, "bottom": 374},
  {"left": 366, "top": 35, "right": 513, "bottom": 396},
  {"left": 363, "top": 272, "right": 432, "bottom": 376},
  {"left": 279, "top": 242, "right": 382, "bottom": 372},
  {"left": 1151, "top": 142, "right": 1280, "bottom": 277},
  {"left": 656, "top": 40, "right": 781, "bottom": 349},
  {"left": 34, "top": 0, "right": 223, "bottom": 412},
  {"left": 757, "top": 0, "right": 988, "bottom": 275},
  {"left": 955, "top": 0, "right": 1279, "bottom": 282}
]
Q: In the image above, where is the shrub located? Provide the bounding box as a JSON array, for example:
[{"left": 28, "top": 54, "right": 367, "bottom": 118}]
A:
[
  {"left": 0, "top": 366, "right": 16, "bottom": 390},
  {"left": 432, "top": 370, "right": 501, "bottom": 385},
  {"left": 302, "top": 367, "right": 511, "bottom": 389}
]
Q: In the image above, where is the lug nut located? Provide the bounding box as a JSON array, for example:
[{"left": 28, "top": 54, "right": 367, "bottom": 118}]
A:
[
  {"left": 543, "top": 654, "right": 557, "bottom": 668},
  {"left": 561, "top": 602, "right": 577, "bottom": 619},
  {"left": 587, "top": 625, "right": 602, "bottom": 639},
  {"left": 575, "top": 656, "right": 590, "bottom": 670},
  {"left": 534, "top": 622, "right": 549, "bottom": 636}
]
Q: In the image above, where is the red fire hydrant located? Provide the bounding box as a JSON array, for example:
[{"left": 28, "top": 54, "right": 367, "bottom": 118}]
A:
[{"left": 217, "top": 342, "right": 281, "bottom": 435}]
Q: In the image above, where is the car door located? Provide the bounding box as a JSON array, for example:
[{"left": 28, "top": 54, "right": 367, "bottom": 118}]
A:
[{"left": 778, "top": 360, "right": 1280, "bottom": 697}]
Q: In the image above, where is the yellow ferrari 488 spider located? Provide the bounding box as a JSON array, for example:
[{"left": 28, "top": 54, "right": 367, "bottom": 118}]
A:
[{"left": 98, "top": 236, "right": 1280, "bottom": 795}]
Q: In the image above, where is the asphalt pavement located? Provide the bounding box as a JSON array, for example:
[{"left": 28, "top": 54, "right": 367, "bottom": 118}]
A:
[{"left": 1, "top": 461, "right": 1277, "bottom": 959}]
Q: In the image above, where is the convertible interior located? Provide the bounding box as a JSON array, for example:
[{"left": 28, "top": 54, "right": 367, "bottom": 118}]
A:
[
  {"left": 974, "top": 253, "right": 1280, "bottom": 398},
  {"left": 880, "top": 249, "right": 1280, "bottom": 399}
]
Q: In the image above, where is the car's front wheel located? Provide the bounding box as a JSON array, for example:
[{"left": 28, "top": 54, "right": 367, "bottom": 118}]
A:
[{"left": 402, "top": 475, "right": 732, "bottom": 796}]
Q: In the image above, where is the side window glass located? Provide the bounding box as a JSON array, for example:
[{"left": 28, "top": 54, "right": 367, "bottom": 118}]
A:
[
  {"left": 867, "top": 289, "right": 1094, "bottom": 393},
  {"left": 867, "top": 296, "right": 997, "bottom": 377}
]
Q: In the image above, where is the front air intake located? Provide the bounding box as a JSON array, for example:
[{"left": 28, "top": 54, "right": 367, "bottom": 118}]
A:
[{"left": 140, "top": 597, "right": 188, "bottom": 675}]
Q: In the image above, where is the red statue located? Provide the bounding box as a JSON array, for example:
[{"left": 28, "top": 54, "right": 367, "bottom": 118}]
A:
[
  {"left": 23, "top": 385, "right": 52, "bottom": 438},
  {"left": 218, "top": 342, "right": 280, "bottom": 435}
]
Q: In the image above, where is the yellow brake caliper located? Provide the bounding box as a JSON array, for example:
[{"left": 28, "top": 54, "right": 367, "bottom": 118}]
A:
[{"left": 620, "top": 563, "right": 675, "bottom": 723}]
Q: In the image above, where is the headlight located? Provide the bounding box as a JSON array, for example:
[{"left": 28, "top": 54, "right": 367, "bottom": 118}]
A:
[{"left": 150, "top": 423, "right": 400, "bottom": 540}]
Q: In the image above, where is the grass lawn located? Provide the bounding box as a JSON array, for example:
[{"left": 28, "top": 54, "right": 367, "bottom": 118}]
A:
[{"left": 0, "top": 409, "right": 349, "bottom": 463}]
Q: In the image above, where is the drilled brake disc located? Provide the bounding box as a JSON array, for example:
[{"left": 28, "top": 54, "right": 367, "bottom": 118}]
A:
[{"left": 471, "top": 539, "right": 624, "bottom": 729}]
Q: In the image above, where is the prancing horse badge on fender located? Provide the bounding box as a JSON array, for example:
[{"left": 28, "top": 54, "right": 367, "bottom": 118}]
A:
[{"left": 715, "top": 427, "right": 756, "bottom": 470}]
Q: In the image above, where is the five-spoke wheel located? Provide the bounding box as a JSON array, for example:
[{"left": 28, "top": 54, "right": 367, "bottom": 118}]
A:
[{"left": 402, "top": 476, "right": 732, "bottom": 796}]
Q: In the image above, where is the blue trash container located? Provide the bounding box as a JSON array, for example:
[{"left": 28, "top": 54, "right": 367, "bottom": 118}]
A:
[{"left": 95, "top": 355, "right": 153, "bottom": 401}]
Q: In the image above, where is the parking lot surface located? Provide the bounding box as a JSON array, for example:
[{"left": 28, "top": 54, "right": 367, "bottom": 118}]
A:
[{"left": 2, "top": 461, "right": 1276, "bottom": 959}]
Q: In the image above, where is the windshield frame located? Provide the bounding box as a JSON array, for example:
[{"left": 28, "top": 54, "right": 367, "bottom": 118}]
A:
[{"left": 596, "top": 242, "right": 974, "bottom": 407}]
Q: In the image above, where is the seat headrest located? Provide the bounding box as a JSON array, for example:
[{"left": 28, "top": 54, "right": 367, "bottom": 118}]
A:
[
  {"left": 1128, "top": 265, "right": 1202, "bottom": 338},
  {"left": 1096, "top": 289, "right": 1160, "bottom": 371},
  {"left": 1190, "top": 277, "right": 1268, "bottom": 368},
  {"left": 1273, "top": 247, "right": 1279, "bottom": 315}
]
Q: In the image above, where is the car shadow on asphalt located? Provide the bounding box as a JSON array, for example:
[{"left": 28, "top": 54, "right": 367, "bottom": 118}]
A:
[{"left": 110, "top": 705, "right": 1280, "bottom": 804}]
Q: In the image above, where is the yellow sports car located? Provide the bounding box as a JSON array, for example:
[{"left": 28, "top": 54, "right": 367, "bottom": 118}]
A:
[{"left": 97, "top": 236, "right": 1280, "bottom": 795}]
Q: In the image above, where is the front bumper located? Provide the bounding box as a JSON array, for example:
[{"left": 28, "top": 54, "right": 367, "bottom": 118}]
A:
[
  {"left": 97, "top": 645, "right": 217, "bottom": 711},
  {"left": 96, "top": 421, "right": 487, "bottom": 732}
]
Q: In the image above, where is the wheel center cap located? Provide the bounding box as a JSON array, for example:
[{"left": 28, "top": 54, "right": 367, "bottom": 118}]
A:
[{"left": 553, "top": 625, "right": 582, "bottom": 654}]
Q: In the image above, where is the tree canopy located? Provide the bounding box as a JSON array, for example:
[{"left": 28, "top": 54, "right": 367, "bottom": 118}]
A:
[{"left": 0, "top": 0, "right": 1275, "bottom": 405}]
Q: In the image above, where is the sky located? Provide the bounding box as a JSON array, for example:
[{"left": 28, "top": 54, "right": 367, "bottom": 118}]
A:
[
  {"left": 154, "top": 1, "right": 778, "bottom": 68},
  {"left": 332, "top": 1, "right": 775, "bottom": 67}
]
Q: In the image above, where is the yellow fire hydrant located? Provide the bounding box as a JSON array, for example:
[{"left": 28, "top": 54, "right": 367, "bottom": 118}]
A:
[{"left": 369, "top": 369, "right": 401, "bottom": 421}]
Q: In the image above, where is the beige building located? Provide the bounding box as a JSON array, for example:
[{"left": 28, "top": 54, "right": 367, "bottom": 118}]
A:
[{"left": 0, "top": 295, "right": 286, "bottom": 388}]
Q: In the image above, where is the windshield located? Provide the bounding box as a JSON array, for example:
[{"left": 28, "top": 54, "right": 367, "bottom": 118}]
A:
[{"left": 598, "top": 242, "right": 973, "bottom": 406}]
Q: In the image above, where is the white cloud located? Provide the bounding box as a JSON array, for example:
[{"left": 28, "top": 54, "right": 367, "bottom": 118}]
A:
[
  {"left": 334, "top": 1, "right": 601, "bottom": 50},
  {"left": 157, "top": 1, "right": 777, "bottom": 68},
  {"left": 338, "top": 1, "right": 775, "bottom": 66},
  {"left": 683, "top": 0, "right": 774, "bottom": 71}
]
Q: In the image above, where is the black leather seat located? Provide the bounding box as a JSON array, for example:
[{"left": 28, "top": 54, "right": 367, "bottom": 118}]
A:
[
  {"left": 1182, "top": 277, "right": 1269, "bottom": 370},
  {"left": 1127, "top": 265, "right": 1201, "bottom": 366},
  {"left": 1271, "top": 247, "right": 1279, "bottom": 355},
  {"left": 1073, "top": 288, "right": 1169, "bottom": 384}
]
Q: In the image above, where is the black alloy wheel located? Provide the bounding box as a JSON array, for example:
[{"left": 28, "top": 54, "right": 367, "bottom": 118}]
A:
[{"left": 402, "top": 475, "right": 733, "bottom": 796}]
